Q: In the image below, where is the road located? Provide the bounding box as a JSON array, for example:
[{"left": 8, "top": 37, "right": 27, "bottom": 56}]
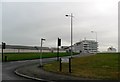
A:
[
  {"left": 2, "top": 57, "right": 57, "bottom": 81},
  {"left": 2, "top": 53, "right": 93, "bottom": 81}
]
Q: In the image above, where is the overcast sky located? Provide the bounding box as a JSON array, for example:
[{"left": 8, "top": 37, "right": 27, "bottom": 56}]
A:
[{"left": 1, "top": 0, "right": 119, "bottom": 52}]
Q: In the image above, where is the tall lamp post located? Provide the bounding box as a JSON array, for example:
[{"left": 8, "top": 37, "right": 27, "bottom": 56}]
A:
[
  {"left": 39, "top": 38, "right": 46, "bottom": 67},
  {"left": 65, "top": 13, "right": 73, "bottom": 58},
  {"left": 91, "top": 31, "right": 98, "bottom": 53},
  {"left": 91, "top": 31, "right": 97, "bottom": 42}
]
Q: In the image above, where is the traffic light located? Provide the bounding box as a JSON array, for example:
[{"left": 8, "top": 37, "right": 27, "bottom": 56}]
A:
[
  {"left": 2, "top": 42, "right": 6, "bottom": 49},
  {"left": 58, "top": 38, "right": 61, "bottom": 46}
]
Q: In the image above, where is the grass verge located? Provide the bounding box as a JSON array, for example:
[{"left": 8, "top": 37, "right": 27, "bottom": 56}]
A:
[
  {"left": 43, "top": 53, "right": 120, "bottom": 80},
  {"left": 2, "top": 52, "right": 78, "bottom": 61}
]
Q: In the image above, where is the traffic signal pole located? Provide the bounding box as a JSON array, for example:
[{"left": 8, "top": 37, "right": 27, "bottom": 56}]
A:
[
  {"left": 57, "top": 45, "right": 59, "bottom": 61},
  {"left": 2, "top": 42, "right": 6, "bottom": 62},
  {"left": 57, "top": 38, "right": 61, "bottom": 61},
  {"left": 2, "top": 45, "right": 3, "bottom": 62}
]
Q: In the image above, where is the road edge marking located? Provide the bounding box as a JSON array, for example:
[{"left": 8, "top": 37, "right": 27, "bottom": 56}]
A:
[{"left": 14, "top": 69, "right": 54, "bottom": 82}]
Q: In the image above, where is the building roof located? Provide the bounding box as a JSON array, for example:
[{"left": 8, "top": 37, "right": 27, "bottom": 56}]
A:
[{"left": 74, "top": 40, "right": 97, "bottom": 45}]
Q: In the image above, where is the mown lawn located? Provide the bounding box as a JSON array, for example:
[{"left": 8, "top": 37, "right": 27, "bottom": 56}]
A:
[
  {"left": 43, "top": 53, "right": 120, "bottom": 80},
  {"left": 2, "top": 52, "right": 78, "bottom": 61}
]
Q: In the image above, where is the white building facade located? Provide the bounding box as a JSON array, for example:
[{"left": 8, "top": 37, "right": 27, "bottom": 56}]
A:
[{"left": 73, "top": 40, "right": 98, "bottom": 53}]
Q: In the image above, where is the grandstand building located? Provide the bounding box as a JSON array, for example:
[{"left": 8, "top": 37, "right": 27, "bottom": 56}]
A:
[{"left": 73, "top": 40, "right": 98, "bottom": 53}]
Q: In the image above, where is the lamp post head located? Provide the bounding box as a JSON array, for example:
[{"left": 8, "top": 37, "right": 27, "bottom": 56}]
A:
[
  {"left": 65, "top": 15, "right": 69, "bottom": 17},
  {"left": 41, "top": 38, "right": 46, "bottom": 41}
]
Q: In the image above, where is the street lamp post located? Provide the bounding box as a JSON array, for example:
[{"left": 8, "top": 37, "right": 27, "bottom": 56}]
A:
[
  {"left": 91, "top": 31, "right": 98, "bottom": 53},
  {"left": 66, "top": 13, "right": 73, "bottom": 58},
  {"left": 39, "top": 38, "right": 46, "bottom": 67},
  {"left": 91, "top": 31, "right": 97, "bottom": 42}
]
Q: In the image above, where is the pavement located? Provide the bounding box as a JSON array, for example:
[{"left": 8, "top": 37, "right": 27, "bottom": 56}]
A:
[{"left": 2, "top": 53, "right": 95, "bottom": 82}]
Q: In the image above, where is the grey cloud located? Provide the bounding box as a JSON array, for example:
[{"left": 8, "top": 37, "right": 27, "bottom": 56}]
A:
[{"left": 2, "top": 2, "right": 118, "bottom": 51}]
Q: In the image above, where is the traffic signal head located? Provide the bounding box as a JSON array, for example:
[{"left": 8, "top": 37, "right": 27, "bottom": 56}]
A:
[
  {"left": 58, "top": 38, "right": 61, "bottom": 46},
  {"left": 2, "top": 42, "right": 6, "bottom": 49}
]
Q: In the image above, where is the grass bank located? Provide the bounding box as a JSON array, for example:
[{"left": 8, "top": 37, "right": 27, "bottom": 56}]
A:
[
  {"left": 2, "top": 52, "right": 78, "bottom": 61},
  {"left": 43, "top": 53, "right": 120, "bottom": 80}
]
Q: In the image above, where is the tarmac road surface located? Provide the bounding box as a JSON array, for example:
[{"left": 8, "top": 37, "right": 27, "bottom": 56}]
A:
[
  {"left": 2, "top": 53, "right": 93, "bottom": 81},
  {"left": 2, "top": 57, "right": 57, "bottom": 81}
]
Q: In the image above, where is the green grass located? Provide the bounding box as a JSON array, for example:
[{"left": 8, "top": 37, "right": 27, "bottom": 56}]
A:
[
  {"left": 43, "top": 53, "right": 120, "bottom": 80},
  {"left": 1, "top": 52, "right": 78, "bottom": 61}
]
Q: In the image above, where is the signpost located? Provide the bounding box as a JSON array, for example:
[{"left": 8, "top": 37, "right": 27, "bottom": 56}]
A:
[
  {"left": 59, "top": 58, "right": 62, "bottom": 71},
  {"left": 69, "top": 58, "right": 71, "bottom": 73},
  {"left": 61, "top": 58, "right": 69, "bottom": 63},
  {"left": 59, "top": 57, "right": 72, "bottom": 73}
]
